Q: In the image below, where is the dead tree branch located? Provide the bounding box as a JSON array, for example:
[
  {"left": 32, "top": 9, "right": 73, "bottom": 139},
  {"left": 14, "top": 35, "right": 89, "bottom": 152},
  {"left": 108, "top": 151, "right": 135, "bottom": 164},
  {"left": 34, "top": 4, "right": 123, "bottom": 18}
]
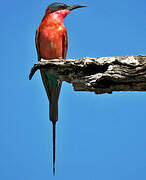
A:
[{"left": 29, "top": 55, "right": 146, "bottom": 94}]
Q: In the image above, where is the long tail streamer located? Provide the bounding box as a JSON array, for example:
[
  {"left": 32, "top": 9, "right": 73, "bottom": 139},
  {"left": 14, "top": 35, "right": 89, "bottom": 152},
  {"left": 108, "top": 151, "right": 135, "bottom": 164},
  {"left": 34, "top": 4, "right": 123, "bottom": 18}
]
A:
[{"left": 52, "top": 121, "right": 56, "bottom": 175}]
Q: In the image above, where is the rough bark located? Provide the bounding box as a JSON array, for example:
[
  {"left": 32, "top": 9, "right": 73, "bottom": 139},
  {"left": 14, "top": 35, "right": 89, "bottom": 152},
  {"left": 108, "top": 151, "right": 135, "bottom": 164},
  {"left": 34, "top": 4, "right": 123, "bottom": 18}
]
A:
[{"left": 29, "top": 55, "right": 146, "bottom": 94}]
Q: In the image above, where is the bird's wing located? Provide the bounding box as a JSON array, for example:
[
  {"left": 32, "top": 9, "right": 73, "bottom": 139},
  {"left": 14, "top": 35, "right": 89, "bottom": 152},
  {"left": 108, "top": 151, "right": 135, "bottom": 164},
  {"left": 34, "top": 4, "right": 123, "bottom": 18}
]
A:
[
  {"left": 35, "top": 28, "right": 41, "bottom": 61},
  {"left": 62, "top": 30, "right": 68, "bottom": 59},
  {"left": 35, "top": 28, "right": 52, "bottom": 100}
]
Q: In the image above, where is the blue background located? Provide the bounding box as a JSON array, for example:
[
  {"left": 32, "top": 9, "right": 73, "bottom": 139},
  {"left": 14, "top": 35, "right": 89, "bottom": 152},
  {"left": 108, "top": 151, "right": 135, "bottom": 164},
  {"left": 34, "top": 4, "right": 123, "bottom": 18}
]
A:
[{"left": 1, "top": 0, "right": 146, "bottom": 179}]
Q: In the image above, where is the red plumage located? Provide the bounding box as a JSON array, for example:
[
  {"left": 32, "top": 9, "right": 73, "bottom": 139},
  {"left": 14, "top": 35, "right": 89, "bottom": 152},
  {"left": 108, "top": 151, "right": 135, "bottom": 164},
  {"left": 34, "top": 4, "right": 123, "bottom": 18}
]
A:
[{"left": 36, "top": 8, "right": 69, "bottom": 60}]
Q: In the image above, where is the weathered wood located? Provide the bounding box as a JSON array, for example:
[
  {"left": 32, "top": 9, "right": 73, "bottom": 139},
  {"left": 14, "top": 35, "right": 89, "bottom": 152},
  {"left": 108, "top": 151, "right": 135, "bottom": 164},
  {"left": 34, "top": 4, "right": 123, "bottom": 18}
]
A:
[{"left": 29, "top": 55, "right": 146, "bottom": 94}]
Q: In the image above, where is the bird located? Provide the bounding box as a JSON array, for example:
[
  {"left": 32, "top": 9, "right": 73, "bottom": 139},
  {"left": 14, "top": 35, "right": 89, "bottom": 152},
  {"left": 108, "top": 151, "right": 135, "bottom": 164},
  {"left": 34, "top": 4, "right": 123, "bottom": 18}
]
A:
[{"left": 35, "top": 2, "right": 86, "bottom": 175}]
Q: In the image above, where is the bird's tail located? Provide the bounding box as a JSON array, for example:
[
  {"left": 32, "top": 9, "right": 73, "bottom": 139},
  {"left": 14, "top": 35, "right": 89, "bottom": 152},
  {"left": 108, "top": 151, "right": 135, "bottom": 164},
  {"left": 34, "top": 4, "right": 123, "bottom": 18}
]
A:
[
  {"left": 40, "top": 71, "right": 62, "bottom": 175},
  {"left": 49, "top": 83, "right": 61, "bottom": 122},
  {"left": 49, "top": 85, "right": 61, "bottom": 176}
]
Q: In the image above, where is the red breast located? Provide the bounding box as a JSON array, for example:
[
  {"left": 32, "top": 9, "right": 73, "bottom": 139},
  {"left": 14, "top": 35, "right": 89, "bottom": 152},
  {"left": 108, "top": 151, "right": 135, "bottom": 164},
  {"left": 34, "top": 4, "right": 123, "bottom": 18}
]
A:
[{"left": 38, "top": 9, "right": 69, "bottom": 59}]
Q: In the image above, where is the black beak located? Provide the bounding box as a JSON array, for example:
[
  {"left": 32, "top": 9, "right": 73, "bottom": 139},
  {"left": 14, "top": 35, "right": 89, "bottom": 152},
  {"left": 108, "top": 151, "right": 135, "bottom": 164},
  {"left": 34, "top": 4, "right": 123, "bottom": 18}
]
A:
[{"left": 67, "top": 5, "right": 87, "bottom": 11}]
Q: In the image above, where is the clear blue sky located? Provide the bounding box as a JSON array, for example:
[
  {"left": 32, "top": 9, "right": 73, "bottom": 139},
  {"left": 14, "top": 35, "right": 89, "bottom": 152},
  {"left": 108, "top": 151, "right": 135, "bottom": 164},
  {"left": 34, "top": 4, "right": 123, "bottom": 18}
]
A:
[{"left": 1, "top": 0, "right": 146, "bottom": 179}]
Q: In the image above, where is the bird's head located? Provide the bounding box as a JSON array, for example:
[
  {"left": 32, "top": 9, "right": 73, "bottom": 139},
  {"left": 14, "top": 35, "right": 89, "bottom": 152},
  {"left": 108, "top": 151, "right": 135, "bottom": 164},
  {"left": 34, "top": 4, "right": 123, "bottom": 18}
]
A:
[{"left": 46, "top": 2, "right": 86, "bottom": 21}]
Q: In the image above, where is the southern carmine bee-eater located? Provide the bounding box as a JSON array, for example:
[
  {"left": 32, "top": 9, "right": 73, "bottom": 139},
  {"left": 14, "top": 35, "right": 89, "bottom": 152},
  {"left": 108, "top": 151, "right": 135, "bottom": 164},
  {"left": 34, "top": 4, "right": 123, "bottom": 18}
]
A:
[{"left": 35, "top": 2, "right": 86, "bottom": 175}]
